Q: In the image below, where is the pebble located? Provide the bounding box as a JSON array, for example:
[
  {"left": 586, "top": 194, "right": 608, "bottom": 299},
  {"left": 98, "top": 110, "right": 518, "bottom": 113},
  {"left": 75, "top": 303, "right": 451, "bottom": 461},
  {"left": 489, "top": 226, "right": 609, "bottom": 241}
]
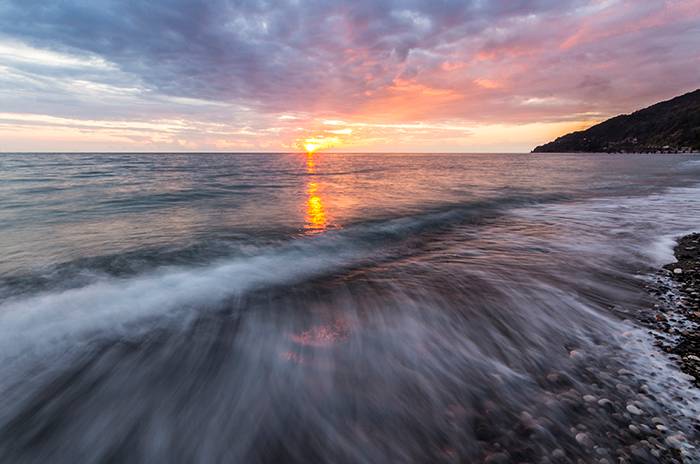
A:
[
  {"left": 583, "top": 395, "right": 597, "bottom": 403},
  {"left": 673, "top": 268, "right": 683, "bottom": 274},
  {"left": 597, "top": 398, "right": 614, "bottom": 410},
  {"left": 665, "top": 435, "right": 683, "bottom": 449},
  {"left": 484, "top": 451, "right": 509, "bottom": 463},
  {"left": 551, "top": 449, "right": 565, "bottom": 459},
  {"left": 628, "top": 424, "right": 640, "bottom": 435},
  {"left": 625, "top": 404, "right": 643, "bottom": 415},
  {"left": 647, "top": 437, "right": 661, "bottom": 447},
  {"left": 575, "top": 432, "right": 593, "bottom": 446}
]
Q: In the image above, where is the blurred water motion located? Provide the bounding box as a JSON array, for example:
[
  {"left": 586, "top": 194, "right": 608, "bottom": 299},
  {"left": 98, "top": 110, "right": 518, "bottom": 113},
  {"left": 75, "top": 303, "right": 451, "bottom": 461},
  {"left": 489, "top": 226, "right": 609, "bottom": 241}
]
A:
[{"left": 0, "top": 153, "right": 699, "bottom": 462}]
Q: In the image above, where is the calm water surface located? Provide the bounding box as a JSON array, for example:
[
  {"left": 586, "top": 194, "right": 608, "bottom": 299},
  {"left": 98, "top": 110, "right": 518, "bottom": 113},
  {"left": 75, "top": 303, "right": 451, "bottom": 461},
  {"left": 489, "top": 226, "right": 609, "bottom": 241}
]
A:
[{"left": 1, "top": 153, "right": 699, "bottom": 463}]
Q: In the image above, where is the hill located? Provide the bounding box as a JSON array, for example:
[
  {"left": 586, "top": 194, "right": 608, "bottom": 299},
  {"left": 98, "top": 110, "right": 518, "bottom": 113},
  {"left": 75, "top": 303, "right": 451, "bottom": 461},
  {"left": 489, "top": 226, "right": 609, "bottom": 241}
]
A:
[{"left": 532, "top": 89, "right": 700, "bottom": 153}]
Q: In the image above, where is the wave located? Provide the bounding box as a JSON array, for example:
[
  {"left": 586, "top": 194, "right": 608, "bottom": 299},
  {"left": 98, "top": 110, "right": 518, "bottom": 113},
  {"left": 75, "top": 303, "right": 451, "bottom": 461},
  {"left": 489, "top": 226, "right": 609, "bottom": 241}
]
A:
[
  {"left": 0, "top": 192, "right": 582, "bottom": 376},
  {"left": 0, "top": 184, "right": 694, "bottom": 377},
  {"left": 0, "top": 238, "right": 364, "bottom": 373},
  {"left": 2, "top": 184, "right": 700, "bottom": 461}
]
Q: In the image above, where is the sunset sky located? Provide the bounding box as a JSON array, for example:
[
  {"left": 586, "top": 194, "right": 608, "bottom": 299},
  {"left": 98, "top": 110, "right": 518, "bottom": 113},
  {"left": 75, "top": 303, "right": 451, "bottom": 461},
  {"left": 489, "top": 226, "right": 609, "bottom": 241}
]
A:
[{"left": 0, "top": 0, "right": 698, "bottom": 153}]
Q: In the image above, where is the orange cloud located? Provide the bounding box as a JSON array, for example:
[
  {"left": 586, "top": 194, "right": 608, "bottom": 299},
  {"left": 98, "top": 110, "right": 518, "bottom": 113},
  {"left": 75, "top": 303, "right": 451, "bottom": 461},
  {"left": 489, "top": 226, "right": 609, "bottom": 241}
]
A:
[
  {"left": 358, "top": 78, "right": 464, "bottom": 121},
  {"left": 474, "top": 79, "right": 503, "bottom": 90}
]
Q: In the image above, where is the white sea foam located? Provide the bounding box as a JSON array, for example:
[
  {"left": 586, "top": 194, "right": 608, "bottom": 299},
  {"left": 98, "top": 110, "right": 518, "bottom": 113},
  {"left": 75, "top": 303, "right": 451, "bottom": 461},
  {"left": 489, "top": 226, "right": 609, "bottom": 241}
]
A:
[
  {"left": 646, "top": 233, "right": 690, "bottom": 266},
  {"left": 0, "top": 237, "right": 372, "bottom": 373},
  {"left": 680, "top": 159, "right": 700, "bottom": 167},
  {"left": 2, "top": 184, "right": 699, "bottom": 377}
]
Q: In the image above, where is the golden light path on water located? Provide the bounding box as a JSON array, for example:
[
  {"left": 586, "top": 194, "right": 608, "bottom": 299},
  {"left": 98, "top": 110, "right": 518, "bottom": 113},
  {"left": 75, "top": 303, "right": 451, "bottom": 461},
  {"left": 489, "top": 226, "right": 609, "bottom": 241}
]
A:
[
  {"left": 281, "top": 150, "right": 348, "bottom": 366},
  {"left": 304, "top": 152, "right": 327, "bottom": 232}
]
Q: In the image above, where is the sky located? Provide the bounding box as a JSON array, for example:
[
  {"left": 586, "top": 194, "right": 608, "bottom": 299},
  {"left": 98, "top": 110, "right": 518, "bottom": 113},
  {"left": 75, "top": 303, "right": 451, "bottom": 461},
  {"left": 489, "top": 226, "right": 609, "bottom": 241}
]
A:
[{"left": 0, "top": 0, "right": 698, "bottom": 153}]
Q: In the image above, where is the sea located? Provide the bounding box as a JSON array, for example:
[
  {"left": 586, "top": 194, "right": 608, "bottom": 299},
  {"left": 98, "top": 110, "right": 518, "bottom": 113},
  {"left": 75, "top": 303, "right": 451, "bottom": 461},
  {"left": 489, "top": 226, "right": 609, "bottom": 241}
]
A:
[{"left": 0, "top": 152, "right": 699, "bottom": 463}]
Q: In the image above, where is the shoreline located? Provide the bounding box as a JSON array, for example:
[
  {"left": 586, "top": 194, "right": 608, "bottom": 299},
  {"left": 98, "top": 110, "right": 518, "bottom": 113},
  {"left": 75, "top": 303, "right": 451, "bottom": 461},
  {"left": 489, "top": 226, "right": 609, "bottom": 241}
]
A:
[{"left": 651, "top": 233, "right": 700, "bottom": 385}]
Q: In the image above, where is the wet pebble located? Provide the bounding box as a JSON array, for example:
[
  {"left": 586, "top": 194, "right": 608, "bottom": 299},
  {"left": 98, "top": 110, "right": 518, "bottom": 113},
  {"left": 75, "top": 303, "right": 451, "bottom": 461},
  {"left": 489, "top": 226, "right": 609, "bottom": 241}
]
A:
[
  {"left": 665, "top": 435, "right": 683, "bottom": 449},
  {"left": 483, "top": 451, "right": 509, "bottom": 464},
  {"left": 625, "top": 404, "right": 643, "bottom": 415},
  {"left": 575, "top": 432, "right": 593, "bottom": 447},
  {"left": 551, "top": 449, "right": 565, "bottom": 459},
  {"left": 597, "top": 398, "right": 614, "bottom": 410}
]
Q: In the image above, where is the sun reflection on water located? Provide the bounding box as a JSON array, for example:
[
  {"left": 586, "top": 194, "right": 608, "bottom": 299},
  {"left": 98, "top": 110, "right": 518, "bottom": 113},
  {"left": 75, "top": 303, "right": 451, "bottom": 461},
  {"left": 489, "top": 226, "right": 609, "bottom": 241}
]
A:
[{"left": 304, "top": 153, "right": 327, "bottom": 232}]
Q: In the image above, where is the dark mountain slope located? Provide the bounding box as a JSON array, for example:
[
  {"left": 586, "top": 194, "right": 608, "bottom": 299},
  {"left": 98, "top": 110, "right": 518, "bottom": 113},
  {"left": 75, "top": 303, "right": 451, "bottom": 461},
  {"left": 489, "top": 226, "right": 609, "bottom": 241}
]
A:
[{"left": 533, "top": 89, "right": 700, "bottom": 153}]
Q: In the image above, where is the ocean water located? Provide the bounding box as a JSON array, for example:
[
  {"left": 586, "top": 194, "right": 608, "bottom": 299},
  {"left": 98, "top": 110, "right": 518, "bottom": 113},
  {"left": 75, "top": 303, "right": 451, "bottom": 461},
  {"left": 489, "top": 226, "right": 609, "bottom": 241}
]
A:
[{"left": 0, "top": 152, "right": 699, "bottom": 463}]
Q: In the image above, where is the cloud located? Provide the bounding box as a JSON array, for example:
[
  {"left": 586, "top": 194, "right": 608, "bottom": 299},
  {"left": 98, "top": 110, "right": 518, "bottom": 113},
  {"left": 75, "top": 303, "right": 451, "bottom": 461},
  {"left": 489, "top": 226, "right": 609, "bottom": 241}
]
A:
[
  {"left": 0, "top": 0, "right": 586, "bottom": 111},
  {"left": 0, "top": 0, "right": 698, "bottom": 151}
]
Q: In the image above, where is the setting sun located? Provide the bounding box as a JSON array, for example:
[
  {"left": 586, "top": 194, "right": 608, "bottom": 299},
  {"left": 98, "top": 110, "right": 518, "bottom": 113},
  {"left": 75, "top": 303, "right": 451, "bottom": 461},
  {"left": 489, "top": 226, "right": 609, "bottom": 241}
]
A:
[
  {"left": 300, "top": 135, "right": 342, "bottom": 153},
  {"left": 303, "top": 141, "right": 320, "bottom": 153}
]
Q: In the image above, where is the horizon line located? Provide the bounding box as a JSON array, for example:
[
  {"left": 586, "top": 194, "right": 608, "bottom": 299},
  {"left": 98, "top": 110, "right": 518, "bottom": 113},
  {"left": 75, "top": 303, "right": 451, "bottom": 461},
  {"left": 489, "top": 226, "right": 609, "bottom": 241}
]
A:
[{"left": 1, "top": 151, "right": 536, "bottom": 155}]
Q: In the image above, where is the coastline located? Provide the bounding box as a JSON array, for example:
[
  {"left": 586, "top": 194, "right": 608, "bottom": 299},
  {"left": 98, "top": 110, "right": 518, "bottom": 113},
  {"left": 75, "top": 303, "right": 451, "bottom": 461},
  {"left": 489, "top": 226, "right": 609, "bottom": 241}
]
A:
[{"left": 651, "top": 233, "right": 700, "bottom": 385}]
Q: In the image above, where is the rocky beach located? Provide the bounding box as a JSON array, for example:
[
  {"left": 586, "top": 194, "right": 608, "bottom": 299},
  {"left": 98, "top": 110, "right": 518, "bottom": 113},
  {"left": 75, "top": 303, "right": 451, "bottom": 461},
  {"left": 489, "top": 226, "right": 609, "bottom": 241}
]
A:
[{"left": 652, "top": 233, "right": 700, "bottom": 385}]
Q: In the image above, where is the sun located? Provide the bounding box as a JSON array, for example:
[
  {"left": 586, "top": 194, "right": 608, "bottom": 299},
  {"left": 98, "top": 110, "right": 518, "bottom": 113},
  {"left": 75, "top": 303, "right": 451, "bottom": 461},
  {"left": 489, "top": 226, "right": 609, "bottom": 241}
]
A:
[
  {"left": 304, "top": 141, "right": 321, "bottom": 153},
  {"left": 299, "top": 135, "right": 341, "bottom": 154}
]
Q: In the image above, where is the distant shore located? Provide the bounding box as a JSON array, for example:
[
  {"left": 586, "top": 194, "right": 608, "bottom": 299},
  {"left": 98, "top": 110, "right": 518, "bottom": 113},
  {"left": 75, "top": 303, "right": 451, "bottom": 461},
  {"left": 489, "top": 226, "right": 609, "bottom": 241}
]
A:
[
  {"left": 531, "top": 89, "right": 700, "bottom": 153},
  {"left": 531, "top": 150, "right": 700, "bottom": 154}
]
